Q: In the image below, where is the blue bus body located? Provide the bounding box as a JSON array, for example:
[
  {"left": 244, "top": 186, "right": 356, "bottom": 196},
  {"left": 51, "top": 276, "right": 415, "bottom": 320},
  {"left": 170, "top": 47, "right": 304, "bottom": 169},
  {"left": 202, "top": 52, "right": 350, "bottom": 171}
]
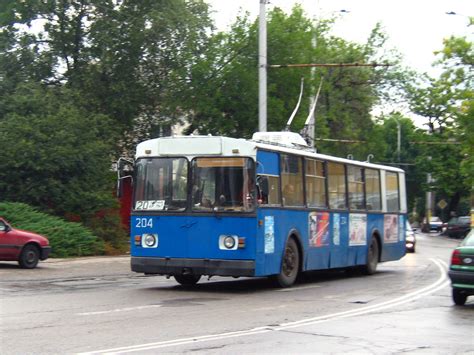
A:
[
  {"left": 128, "top": 134, "right": 407, "bottom": 286},
  {"left": 131, "top": 210, "right": 406, "bottom": 277}
]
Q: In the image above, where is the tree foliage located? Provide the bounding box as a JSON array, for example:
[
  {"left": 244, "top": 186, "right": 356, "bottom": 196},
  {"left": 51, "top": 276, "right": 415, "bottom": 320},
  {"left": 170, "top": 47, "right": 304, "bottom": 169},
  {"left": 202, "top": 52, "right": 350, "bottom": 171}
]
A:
[
  {"left": 406, "top": 34, "right": 473, "bottom": 217},
  {"left": 182, "top": 6, "right": 407, "bottom": 162},
  {"left": 1, "top": 0, "right": 214, "bottom": 148},
  {"left": 0, "top": 83, "right": 117, "bottom": 217}
]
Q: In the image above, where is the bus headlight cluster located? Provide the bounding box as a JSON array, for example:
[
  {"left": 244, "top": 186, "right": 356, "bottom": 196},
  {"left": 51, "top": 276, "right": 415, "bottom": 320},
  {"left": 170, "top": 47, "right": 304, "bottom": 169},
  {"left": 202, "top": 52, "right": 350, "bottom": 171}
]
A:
[
  {"left": 141, "top": 233, "right": 158, "bottom": 248},
  {"left": 219, "top": 235, "right": 244, "bottom": 250}
]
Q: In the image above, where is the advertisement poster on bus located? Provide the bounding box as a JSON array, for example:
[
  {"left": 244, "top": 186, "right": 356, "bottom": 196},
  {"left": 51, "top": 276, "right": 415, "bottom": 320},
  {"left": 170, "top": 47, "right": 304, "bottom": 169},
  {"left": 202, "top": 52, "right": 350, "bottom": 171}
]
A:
[
  {"left": 264, "top": 216, "right": 275, "bottom": 254},
  {"left": 349, "top": 214, "right": 367, "bottom": 246},
  {"left": 384, "top": 214, "right": 399, "bottom": 243},
  {"left": 309, "top": 212, "right": 330, "bottom": 247}
]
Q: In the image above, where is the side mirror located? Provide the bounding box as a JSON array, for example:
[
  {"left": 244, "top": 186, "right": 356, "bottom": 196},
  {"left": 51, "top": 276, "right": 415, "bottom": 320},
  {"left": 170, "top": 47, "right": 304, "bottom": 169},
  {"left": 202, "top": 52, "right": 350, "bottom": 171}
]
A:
[
  {"left": 117, "top": 157, "right": 134, "bottom": 178},
  {"left": 116, "top": 157, "right": 134, "bottom": 198}
]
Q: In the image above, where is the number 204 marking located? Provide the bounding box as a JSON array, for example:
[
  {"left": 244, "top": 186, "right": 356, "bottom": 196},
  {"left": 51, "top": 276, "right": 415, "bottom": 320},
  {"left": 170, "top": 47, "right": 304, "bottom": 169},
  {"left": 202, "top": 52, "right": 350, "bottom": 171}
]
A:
[{"left": 136, "top": 218, "right": 153, "bottom": 228}]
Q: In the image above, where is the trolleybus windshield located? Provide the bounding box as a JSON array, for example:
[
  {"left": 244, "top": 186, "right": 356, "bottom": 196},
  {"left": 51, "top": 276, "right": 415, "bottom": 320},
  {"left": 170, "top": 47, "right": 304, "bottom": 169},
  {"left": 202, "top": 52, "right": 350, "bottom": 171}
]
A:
[
  {"left": 134, "top": 158, "right": 188, "bottom": 211},
  {"left": 191, "top": 157, "right": 255, "bottom": 212}
]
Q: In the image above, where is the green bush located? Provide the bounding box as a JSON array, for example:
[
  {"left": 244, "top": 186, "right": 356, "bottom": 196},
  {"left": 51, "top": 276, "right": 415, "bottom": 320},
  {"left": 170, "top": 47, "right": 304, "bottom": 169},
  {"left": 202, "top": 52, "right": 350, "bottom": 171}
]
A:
[{"left": 0, "top": 202, "right": 105, "bottom": 258}]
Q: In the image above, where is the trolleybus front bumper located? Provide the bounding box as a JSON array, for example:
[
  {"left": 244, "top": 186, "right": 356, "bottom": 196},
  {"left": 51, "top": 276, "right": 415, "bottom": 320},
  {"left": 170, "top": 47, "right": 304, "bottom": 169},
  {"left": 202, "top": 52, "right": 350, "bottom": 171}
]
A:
[{"left": 131, "top": 256, "right": 255, "bottom": 277}]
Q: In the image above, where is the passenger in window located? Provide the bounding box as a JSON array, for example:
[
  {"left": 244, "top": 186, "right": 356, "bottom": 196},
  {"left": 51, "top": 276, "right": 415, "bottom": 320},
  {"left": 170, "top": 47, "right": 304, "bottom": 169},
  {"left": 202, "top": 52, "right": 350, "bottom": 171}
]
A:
[
  {"left": 201, "top": 195, "right": 213, "bottom": 208},
  {"left": 283, "top": 184, "right": 295, "bottom": 205}
]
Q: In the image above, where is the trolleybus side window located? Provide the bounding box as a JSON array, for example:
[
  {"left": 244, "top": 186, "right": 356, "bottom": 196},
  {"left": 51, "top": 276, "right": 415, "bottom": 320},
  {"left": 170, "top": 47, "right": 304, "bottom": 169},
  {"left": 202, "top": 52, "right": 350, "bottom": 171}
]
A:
[
  {"left": 281, "top": 154, "right": 304, "bottom": 207},
  {"left": 257, "top": 175, "right": 280, "bottom": 206},
  {"left": 386, "top": 171, "right": 400, "bottom": 212},
  {"left": 365, "top": 168, "right": 381, "bottom": 211},
  {"left": 305, "top": 159, "right": 327, "bottom": 208},
  {"left": 327, "top": 162, "right": 347, "bottom": 209},
  {"left": 348, "top": 165, "right": 365, "bottom": 210}
]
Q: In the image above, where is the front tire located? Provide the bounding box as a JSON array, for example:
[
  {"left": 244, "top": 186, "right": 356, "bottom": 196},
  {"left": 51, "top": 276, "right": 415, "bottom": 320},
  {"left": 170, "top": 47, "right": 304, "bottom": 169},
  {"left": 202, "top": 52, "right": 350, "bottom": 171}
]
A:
[
  {"left": 452, "top": 289, "right": 467, "bottom": 306},
  {"left": 19, "top": 244, "right": 40, "bottom": 269},
  {"left": 174, "top": 274, "right": 201, "bottom": 286},
  {"left": 273, "top": 238, "right": 300, "bottom": 288},
  {"left": 361, "top": 236, "right": 379, "bottom": 275}
]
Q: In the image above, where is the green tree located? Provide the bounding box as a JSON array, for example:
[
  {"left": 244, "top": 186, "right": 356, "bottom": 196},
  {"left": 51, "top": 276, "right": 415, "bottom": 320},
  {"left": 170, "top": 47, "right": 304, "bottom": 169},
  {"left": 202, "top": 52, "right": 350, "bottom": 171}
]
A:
[
  {"left": 0, "top": 0, "right": 214, "bottom": 148},
  {"left": 436, "top": 36, "right": 473, "bottom": 191},
  {"left": 0, "top": 83, "right": 117, "bottom": 218},
  {"left": 406, "top": 35, "right": 473, "bottom": 217}
]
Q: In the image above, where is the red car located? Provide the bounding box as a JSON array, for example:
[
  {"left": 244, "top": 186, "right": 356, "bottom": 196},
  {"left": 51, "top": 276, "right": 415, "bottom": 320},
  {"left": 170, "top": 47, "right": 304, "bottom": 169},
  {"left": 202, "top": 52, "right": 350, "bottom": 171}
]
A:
[{"left": 0, "top": 218, "right": 51, "bottom": 268}]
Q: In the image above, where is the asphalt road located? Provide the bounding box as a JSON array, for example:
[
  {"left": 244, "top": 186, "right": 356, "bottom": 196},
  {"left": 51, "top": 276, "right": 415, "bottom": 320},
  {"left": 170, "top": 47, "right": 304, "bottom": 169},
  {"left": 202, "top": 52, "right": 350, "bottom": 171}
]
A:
[{"left": 0, "top": 232, "right": 472, "bottom": 354}]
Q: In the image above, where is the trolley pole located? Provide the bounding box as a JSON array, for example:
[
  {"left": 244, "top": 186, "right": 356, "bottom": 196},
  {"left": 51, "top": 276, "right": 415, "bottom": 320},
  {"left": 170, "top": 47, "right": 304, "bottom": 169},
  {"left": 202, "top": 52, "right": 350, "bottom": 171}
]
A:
[{"left": 258, "top": 0, "right": 268, "bottom": 132}]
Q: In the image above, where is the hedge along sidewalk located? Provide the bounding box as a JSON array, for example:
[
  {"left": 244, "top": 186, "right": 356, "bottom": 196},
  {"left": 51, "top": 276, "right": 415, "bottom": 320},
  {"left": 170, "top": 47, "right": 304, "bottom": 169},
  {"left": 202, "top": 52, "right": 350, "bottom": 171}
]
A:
[{"left": 0, "top": 202, "right": 105, "bottom": 258}]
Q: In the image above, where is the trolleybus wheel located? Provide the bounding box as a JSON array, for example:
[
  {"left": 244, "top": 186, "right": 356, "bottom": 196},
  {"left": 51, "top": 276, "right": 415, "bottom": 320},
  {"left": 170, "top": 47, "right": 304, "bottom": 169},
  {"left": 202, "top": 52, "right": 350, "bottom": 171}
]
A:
[
  {"left": 361, "top": 236, "right": 379, "bottom": 275},
  {"left": 174, "top": 274, "right": 201, "bottom": 286},
  {"left": 273, "top": 238, "right": 300, "bottom": 288}
]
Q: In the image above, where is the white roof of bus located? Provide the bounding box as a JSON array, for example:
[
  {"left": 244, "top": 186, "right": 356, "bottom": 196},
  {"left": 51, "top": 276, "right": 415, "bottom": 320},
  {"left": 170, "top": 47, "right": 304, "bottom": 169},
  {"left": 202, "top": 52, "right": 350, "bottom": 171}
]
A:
[
  {"left": 254, "top": 140, "right": 404, "bottom": 173},
  {"left": 135, "top": 134, "right": 404, "bottom": 173}
]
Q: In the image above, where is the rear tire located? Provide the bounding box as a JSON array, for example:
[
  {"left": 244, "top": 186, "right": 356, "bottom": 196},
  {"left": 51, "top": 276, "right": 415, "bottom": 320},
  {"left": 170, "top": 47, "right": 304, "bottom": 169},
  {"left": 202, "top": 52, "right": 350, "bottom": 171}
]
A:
[
  {"left": 273, "top": 238, "right": 300, "bottom": 288},
  {"left": 361, "top": 236, "right": 379, "bottom": 275},
  {"left": 19, "top": 244, "right": 40, "bottom": 269},
  {"left": 452, "top": 289, "right": 467, "bottom": 306},
  {"left": 174, "top": 274, "right": 201, "bottom": 286}
]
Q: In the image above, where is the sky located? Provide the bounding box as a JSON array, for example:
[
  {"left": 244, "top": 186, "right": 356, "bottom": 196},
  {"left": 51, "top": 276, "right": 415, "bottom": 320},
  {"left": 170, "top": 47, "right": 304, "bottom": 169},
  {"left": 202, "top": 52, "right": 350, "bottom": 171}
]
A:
[{"left": 207, "top": 0, "right": 473, "bottom": 76}]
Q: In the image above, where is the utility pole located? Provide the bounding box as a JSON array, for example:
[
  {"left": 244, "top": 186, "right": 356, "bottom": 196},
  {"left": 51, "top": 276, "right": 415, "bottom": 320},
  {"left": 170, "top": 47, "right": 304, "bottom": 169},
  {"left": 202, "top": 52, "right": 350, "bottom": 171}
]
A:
[
  {"left": 426, "top": 156, "right": 433, "bottom": 229},
  {"left": 258, "top": 0, "right": 268, "bottom": 132},
  {"left": 393, "top": 115, "right": 401, "bottom": 163}
]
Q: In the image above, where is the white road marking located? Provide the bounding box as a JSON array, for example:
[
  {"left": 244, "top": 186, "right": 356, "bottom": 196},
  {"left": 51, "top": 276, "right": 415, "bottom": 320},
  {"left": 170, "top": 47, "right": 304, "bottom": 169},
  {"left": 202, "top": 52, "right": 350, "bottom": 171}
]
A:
[
  {"left": 80, "top": 258, "right": 449, "bottom": 354},
  {"left": 77, "top": 305, "right": 162, "bottom": 316}
]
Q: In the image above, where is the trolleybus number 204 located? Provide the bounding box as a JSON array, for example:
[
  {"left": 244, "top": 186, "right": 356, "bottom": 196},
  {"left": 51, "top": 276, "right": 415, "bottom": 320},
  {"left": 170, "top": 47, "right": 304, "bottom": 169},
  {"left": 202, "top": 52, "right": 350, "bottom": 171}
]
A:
[{"left": 117, "top": 132, "right": 406, "bottom": 287}]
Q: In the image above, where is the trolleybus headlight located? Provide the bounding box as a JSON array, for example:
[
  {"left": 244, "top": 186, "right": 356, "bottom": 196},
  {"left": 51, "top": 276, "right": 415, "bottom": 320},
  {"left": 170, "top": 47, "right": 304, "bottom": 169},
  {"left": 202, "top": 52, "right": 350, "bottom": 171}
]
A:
[
  {"left": 142, "top": 233, "right": 158, "bottom": 248},
  {"left": 219, "top": 235, "right": 238, "bottom": 250},
  {"left": 224, "top": 236, "right": 236, "bottom": 249}
]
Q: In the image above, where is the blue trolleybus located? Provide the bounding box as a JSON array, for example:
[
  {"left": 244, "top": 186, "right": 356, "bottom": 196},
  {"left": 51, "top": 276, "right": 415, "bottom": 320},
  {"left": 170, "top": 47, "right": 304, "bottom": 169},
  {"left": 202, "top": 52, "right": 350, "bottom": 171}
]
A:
[{"left": 122, "top": 132, "right": 407, "bottom": 287}]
